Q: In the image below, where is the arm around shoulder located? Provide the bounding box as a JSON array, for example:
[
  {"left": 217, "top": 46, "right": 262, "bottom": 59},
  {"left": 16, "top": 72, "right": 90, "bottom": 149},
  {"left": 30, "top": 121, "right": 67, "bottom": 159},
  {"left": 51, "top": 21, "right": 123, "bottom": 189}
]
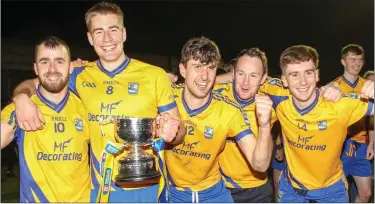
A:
[{"left": 13, "top": 78, "right": 39, "bottom": 100}]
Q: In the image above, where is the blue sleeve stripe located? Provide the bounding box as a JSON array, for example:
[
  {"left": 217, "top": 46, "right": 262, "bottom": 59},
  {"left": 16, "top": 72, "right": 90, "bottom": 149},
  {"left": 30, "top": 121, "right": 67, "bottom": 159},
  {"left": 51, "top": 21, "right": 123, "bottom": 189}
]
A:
[
  {"left": 366, "top": 101, "right": 374, "bottom": 116},
  {"left": 68, "top": 66, "right": 85, "bottom": 98},
  {"left": 7, "top": 110, "right": 15, "bottom": 126},
  {"left": 267, "top": 94, "right": 289, "bottom": 110},
  {"left": 235, "top": 129, "right": 252, "bottom": 142},
  {"left": 18, "top": 130, "right": 49, "bottom": 202},
  {"left": 158, "top": 101, "right": 177, "bottom": 113}
]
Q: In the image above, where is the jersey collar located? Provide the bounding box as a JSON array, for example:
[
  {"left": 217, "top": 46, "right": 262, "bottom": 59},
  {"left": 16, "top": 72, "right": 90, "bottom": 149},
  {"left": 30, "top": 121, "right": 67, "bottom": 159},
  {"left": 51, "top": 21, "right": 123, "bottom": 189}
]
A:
[
  {"left": 232, "top": 82, "right": 255, "bottom": 108},
  {"left": 292, "top": 89, "right": 319, "bottom": 116},
  {"left": 342, "top": 75, "right": 359, "bottom": 88},
  {"left": 97, "top": 55, "right": 131, "bottom": 78},
  {"left": 36, "top": 85, "right": 70, "bottom": 113},
  {"left": 182, "top": 89, "right": 213, "bottom": 117}
]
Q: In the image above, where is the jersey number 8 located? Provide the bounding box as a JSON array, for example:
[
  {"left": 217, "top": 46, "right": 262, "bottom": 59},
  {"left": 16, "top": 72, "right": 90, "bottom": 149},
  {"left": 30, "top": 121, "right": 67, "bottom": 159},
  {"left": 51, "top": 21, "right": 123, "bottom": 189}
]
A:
[{"left": 106, "top": 86, "right": 114, "bottom": 95}]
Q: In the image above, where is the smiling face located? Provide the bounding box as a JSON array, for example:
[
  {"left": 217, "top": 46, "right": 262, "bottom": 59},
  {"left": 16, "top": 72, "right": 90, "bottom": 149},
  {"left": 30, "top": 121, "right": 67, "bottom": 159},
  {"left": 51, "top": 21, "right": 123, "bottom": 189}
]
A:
[
  {"left": 34, "top": 44, "right": 73, "bottom": 93},
  {"left": 87, "top": 13, "right": 126, "bottom": 63},
  {"left": 179, "top": 59, "right": 217, "bottom": 99},
  {"left": 280, "top": 45, "right": 320, "bottom": 108},
  {"left": 281, "top": 59, "right": 319, "bottom": 104},
  {"left": 233, "top": 56, "right": 267, "bottom": 100},
  {"left": 341, "top": 52, "right": 364, "bottom": 76}
]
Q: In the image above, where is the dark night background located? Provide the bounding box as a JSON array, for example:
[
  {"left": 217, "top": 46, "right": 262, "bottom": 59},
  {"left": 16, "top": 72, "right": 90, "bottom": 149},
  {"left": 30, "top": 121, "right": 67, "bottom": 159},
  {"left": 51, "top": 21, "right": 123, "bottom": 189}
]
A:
[
  {"left": 0, "top": 1, "right": 374, "bottom": 202},
  {"left": 1, "top": 0, "right": 374, "bottom": 97}
]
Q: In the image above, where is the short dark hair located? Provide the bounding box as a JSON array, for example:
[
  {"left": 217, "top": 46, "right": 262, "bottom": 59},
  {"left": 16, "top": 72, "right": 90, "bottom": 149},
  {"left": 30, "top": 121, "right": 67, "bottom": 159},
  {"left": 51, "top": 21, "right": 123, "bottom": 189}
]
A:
[
  {"left": 180, "top": 36, "right": 221, "bottom": 67},
  {"left": 280, "top": 45, "right": 319, "bottom": 74},
  {"left": 35, "top": 36, "right": 71, "bottom": 61},
  {"left": 341, "top": 44, "right": 364, "bottom": 58},
  {"left": 85, "top": 2, "right": 124, "bottom": 32},
  {"left": 234, "top": 47, "right": 268, "bottom": 74}
]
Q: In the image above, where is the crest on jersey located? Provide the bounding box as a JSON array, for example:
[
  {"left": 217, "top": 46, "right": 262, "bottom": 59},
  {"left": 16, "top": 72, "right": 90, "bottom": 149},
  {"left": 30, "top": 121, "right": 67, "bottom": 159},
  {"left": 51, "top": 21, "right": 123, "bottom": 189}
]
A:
[
  {"left": 317, "top": 120, "right": 327, "bottom": 131},
  {"left": 74, "top": 118, "right": 83, "bottom": 132},
  {"left": 128, "top": 83, "right": 139, "bottom": 95},
  {"left": 204, "top": 126, "right": 214, "bottom": 139},
  {"left": 268, "top": 78, "right": 283, "bottom": 87}
]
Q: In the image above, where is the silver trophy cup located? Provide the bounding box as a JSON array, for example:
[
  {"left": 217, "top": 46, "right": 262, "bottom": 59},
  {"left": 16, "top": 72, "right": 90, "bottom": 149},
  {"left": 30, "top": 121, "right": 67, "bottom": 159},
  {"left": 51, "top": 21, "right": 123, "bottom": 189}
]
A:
[{"left": 114, "top": 117, "right": 161, "bottom": 183}]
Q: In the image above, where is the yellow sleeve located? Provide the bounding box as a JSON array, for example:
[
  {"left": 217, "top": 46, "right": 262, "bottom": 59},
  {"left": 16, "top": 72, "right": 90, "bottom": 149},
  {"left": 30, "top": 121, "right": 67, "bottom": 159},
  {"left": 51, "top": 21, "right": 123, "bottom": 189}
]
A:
[
  {"left": 259, "top": 78, "right": 286, "bottom": 95},
  {"left": 227, "top": 107, "right": 253, "bottom": 141},
  {"left": 1, "top": 103, "right": 17, "bottom": 130},
  {"left": 336, "top": 94, "right": 374, "bottom": 127},
  {"left": 155, "top": 69, "right": 177, "bottom": 113}
]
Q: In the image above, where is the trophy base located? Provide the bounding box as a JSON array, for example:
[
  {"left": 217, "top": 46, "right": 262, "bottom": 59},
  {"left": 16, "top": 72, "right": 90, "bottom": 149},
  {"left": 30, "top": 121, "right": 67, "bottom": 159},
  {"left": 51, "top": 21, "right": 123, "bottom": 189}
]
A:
[
  {"left": 116, "top": 157, "right": 161, "bottom": 185},
  {"left": 115, "top": 171, "right": 161, "bottom": 183},
  {"left": 115, "top": 172, "right": 161, "bottom": 187}
]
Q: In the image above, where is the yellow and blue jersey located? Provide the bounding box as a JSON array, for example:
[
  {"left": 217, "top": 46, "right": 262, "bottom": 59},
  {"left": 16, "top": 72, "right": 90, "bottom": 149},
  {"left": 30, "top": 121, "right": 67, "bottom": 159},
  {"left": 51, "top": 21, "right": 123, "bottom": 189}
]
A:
[
  {"left": 213, "top": 81, "right": 278, "bottom": 189},
  {"left": 266, "top": 85, "right": 373, "bottom": 190},
  {"left": 165, "top": 84, "right": 253, "bottom": 191},
  {"left": 68, "top": 56, "right": 176, "bottom": 201},
  {"left": 332, "top": 76, "right": 369, "bottom": 144},
  {"left": 1, "top": 87, "right": 90, "bottom": 202}
]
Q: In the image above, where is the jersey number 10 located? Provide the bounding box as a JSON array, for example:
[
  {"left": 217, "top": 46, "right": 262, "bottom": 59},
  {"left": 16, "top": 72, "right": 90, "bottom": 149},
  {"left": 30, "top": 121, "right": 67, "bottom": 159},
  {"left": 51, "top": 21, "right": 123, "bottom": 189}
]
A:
[{"left": 54, "top": 122, "right": 65, "bottom": 133}]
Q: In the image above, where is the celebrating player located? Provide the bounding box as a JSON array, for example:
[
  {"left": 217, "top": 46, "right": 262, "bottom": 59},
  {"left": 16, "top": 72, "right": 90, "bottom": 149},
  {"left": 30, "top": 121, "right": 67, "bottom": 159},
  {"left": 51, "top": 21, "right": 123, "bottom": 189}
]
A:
[
  {"left": 10, "top": 2, "right": 185, "bottom": 203},
  {"left": 1, "top": 36, "right": 91, "bottom": 202},
  {"left": 213, "top": 48, "right": 277, "bottom": 202},
  {"left": 268, "top": 45, "right": 374, "bottom": 202},
  {"left": 165, "top": 37, "right": 274, "bottom": 203},
  {"left": 211, "top": 47, "right": 342, "bottom": 202},
  {"left": 332, "top": 44, "right": 373, "bottom": 203}
]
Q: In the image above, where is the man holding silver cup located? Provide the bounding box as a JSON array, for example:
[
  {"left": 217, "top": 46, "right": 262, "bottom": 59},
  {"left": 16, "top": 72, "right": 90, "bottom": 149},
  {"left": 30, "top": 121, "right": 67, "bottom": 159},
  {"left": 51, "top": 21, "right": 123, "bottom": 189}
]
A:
[
  {"left": 10, "top": 2, "right": 186, "bottom": 203},
  {"left": 165, "top": 37, "right": 274, "bottom": 203}
]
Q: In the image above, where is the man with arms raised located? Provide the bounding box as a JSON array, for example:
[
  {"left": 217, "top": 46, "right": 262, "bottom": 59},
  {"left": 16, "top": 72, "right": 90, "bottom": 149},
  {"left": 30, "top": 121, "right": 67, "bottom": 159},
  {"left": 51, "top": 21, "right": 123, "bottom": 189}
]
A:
[
  {"left": 166, "top": 37, "right": 274, "bottom": 202},
  {"left": 267, "top": 45, "right": 374, "bottom": 202},
  {"left": 1, "top": 36, "right": 91, "bottom": 202},
  {"left": 11, "top": 2, "right": 185, "bottom": 203}
]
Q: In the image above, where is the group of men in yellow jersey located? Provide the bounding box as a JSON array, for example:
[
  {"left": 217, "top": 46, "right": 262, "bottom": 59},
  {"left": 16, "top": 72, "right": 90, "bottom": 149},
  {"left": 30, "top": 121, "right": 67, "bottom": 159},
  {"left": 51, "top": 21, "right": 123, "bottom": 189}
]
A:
[
  {"left": 165, "top": 37, "right": 275, "bottom": 202},
  {"left": 332, "top": 44, "right": 374, "bottom": 203},
  {"left": 2, "top": 1, "right": 375, "bottom": 203},
  {"left": 6, "top": 2, "right": 185, "bottom": 203},
  {"left": 200, "top": 46, "right": 345, "bottom": 203}
]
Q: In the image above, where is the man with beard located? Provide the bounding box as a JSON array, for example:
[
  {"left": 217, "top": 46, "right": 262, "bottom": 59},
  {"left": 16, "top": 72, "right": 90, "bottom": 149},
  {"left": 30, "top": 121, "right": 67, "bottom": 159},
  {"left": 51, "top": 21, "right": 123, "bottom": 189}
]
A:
[
  {"left": 267, "top": 45, "right": 374, "bottom": 202},
  {"left": 10, "top": 2, "right": 185, "bottom": 203},
  {"left": 332, "top": 44, "right": 373, "bottom": 203},
  {"left": 1, "top": 36, "right": 91, "bottom": 202},
  {"left": 166, "top": 37, "right": 274, "bottom": 202}
]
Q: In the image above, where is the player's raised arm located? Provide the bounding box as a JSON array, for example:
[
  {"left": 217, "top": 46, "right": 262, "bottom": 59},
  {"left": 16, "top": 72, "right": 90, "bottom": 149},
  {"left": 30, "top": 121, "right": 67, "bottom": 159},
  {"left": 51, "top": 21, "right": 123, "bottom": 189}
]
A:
[
  {"left": 12, "top": 78, "right": 45, "bottom": 131},
  {"left": 233, "top": 95, "right": 274, "bottom": 172}
]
